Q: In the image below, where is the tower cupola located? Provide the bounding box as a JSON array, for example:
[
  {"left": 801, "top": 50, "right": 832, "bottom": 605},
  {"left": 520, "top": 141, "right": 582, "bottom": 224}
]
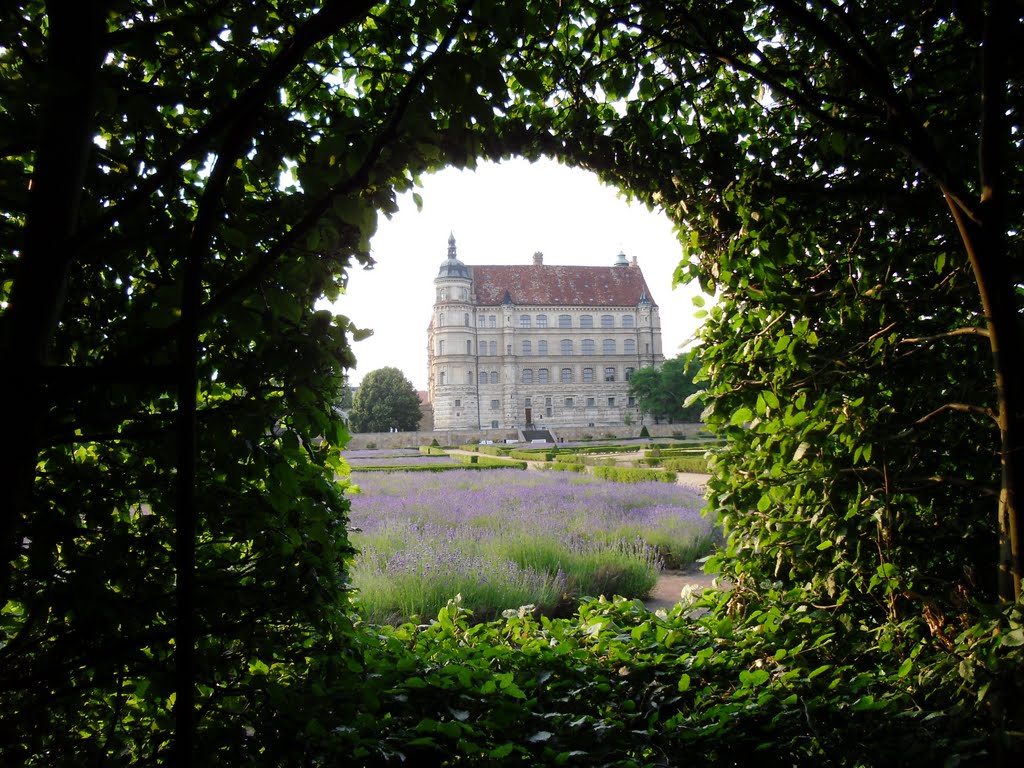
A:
[{"left": 437, "top": 232, "right": 470, "bottom": 279}]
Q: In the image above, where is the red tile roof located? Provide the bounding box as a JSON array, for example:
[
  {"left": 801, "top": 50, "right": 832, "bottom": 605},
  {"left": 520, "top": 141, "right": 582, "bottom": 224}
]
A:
[{"left": 471, "top": 265, "right": 657, "bottom": 308}]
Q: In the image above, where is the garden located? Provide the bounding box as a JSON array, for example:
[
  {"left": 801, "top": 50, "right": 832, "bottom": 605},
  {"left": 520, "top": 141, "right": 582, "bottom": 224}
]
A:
[{"left": 343, "top": 454, "right": 716, "bottom": 624}]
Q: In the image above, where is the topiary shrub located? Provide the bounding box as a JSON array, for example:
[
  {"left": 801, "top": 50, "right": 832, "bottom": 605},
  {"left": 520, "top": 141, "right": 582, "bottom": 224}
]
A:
[{"left": 639, "top": 425, "right": 650, "bottom": 439}]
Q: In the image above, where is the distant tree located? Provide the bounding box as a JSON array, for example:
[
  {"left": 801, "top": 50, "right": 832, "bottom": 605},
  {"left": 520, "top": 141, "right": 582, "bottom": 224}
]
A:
[
  {"left": 629, "top": 353, "right": 703, "bottom": 423},
  {"left": 350, "top": 368, "right": 422, "bottom": 433},
  {"left": 337, "top": 377, "right": 355, "bottom": 411}
]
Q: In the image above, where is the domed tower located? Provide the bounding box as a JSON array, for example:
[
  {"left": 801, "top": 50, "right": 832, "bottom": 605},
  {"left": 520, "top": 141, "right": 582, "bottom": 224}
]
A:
[{"left": 429, "top": 234, "right": 478, "bottom": 429}]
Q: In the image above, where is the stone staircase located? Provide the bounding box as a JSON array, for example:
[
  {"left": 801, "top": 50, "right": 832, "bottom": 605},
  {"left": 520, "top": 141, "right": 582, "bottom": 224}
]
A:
[{"left": 519, "top": 428, "right": 555, "bottom": 444}]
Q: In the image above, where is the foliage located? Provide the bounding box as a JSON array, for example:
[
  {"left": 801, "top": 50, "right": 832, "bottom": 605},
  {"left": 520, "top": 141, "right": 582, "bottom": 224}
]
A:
[
  {"left": 660, "top": 456, "right": 712, "bottom": 474},
  {"left": 331, "top": 594, "right": 996, "bottom": 767},
  {"left": 350, "top": 367, "right": 422, "bottom": 433},
  {"left": 592, "top": 466, "right": 678, "bottom": 484},
  {"left": 638, "top": 425, "right": 650, "bottom": 438},
  {"left": 629, "top": 353, "right": 704, "bottom": 423},
  {"left": 4, "top": 0, "right": 1022, "bottom": 763},
  {"left": 454, "top": 454, "right": 528, "bottom": 469}
]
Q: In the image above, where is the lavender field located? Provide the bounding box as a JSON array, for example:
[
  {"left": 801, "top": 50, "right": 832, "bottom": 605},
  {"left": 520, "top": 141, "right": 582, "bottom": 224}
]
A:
[{"left": 346, "top": 468, "right": 714, "bottom": 624}]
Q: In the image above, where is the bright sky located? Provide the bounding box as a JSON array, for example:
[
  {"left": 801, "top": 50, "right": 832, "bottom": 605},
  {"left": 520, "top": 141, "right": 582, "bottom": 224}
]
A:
[{"left": 325, "top": 156, "right": 707, "bottom": 391}]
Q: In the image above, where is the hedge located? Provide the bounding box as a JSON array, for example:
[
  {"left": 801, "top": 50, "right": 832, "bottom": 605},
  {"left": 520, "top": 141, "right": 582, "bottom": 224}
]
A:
[{"left": 592, "top": 465, "right": 677, "bottom": 483}]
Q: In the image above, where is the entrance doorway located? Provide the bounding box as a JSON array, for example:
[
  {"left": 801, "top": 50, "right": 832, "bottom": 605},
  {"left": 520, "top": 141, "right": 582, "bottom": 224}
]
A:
[{"left": 524, "top": 407, "right": 532, "bottom": 425}]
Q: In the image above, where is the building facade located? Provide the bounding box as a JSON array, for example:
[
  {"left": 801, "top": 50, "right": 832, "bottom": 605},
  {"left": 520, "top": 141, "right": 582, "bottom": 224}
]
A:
[{"left": 428, "top": 235, "right": 664, "bottom": 432}]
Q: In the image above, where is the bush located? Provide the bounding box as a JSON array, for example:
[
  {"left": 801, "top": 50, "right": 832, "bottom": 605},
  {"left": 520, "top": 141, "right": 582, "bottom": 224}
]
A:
[
  {"left": 509, "top": 449, "right": 556, "bottom": 461},
  {"left": 639, "top": 425, "right": 650, "bottom": 438},
  {"left": 543, "top": 462, "right": 586, "bottom": 473},
  {"left": 662, "top": 456, "right": 711, "bottom": 473},
  {"left": 430, "top": 437, "right": 440, "bottom": 447},
  {"left": 592, "top": 466, "right": 677, "bottom": 483},
  {"left": 454, "top": 454, "right": 527, "bottom": 469}
]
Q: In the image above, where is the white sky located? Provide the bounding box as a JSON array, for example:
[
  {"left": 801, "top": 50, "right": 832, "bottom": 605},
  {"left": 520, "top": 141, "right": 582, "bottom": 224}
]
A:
[{"left": 325, "top": 156, "right": 707, "bottom": 391}]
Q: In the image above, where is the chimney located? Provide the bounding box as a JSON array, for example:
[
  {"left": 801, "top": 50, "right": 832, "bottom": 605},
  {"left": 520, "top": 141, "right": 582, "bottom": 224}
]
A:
[
  {"left": 533, "top": 251, "right": 543, "bottom": 265},
  {"left": 631, "top": 255, "right": 638, "bottom": 268}
]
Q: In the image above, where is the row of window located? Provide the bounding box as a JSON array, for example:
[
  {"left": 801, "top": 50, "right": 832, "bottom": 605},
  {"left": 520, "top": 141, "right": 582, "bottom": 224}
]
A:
[
  {"left": 436, "top": 365, "right": 636, "bottom": 386},
  {"left": 438, "top": 339, "right": 640, "bottom": 356},
  {"left": 488, "top": 396, "right": 635, "bottom": 409},
  {"left": 521, "top": 367, "right": 635, "bottom": 384},
  {"left": 516, "top": 313, "right": 634, "bottom": 329},
  {"left": 439, "top": 313, "right": 641, "bottom": 329}
]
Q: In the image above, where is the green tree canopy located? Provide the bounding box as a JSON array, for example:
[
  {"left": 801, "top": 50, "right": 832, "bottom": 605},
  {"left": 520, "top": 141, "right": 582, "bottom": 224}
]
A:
[
  {"left": 629, "top": 353, "right": 703, "bottom": 423},
  {"left": 349, "top": 367, "right": 422, "bottom": 433}
]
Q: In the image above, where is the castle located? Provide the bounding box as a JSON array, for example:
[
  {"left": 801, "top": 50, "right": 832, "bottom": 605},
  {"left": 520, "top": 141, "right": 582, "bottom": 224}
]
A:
[{"left": 427, "top": 235, "right": 664, "bottom": 433}]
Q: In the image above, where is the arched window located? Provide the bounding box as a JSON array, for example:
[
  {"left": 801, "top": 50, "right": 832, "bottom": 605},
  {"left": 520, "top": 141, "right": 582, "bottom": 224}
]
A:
[
  {"left": 560, "top": 367, "right": 573, "bottom": 383},
  {"left": 438, "top": 312, "right": 445, "bottom": 326},
  {"left": 464, "top": 313, "right": 470, "bottom": 326},
  {"left": 536, "top": 314, "right": 548, "bottom": 328},
  {"left": 522, "top": 340, "right": 532, "bottom": 354},
  {"left": 558, "top": 314, "right": 571, "bottom": 328},
  {"left": 490, "top": 371, "right": 498, "bottom": 384},
  {"left": 522, "top": 368, "right": 533, "bottom": 384},
  {"left": 479, "top": 371, "right": 487, "bottom": 384},
  {"left": 560, "top": 339, "right": 572, "bottom": 355},
  {"left": 603, "top": 338, "right": 615, "bottom": 354},
  {"left": 519, "top": 315, "right": 531, "bottom": 328},
  {"left": 623, "top": 338, "right": 636, "bottom": 354},
  {"left": 604, "top": 367, "right": 616, "bottom": 382},
  {"left": 600, "top": 314, "right": 614, "bottom": 328},
  {"left": 622, "top": 315, "right": 635, "bottom": 328},
  {"left": 438, "top": 340, "right": 445, "bottom": 355},
  {"left": 489, "top": 315, "right": 497, "bottom": 327},
  {"left": 583, "top": 367, "right": 594, "bottom": 383},
  {"left": 439, "top": 371, "right": 446, "bottom": 385},
  {"left": 538, "top": 340, "right": 548, "bottom": 355},
  {"left": 579, "top": 314, "right": 593, "bottom": 328},
  {"left": 581, "top": 339, "right": 595, "bottom": 355},
  {"left": 467, "top": 340, "right": 472, "bottom": 354},
  {"left": 538, "top": 368, "right": 549, "bottom": 384},
  {"left": 489, "top": 341, "right": 497, "bottom": 355}
]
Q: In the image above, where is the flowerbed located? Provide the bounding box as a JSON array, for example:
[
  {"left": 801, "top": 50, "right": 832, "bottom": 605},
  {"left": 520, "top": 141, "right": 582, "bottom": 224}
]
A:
[{"left": 347, "top": 469, "right": 714, "bottom": 624}]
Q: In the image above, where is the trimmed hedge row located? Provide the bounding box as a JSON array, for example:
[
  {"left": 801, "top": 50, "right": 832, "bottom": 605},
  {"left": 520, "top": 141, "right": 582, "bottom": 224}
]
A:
[
  {"left": 592, "top": 465, "right": 677, "bottom": 483},
  {"left": 508, "top": 449, "right": 556, "bottom": 461},
  {"left": 350, "top": 463, "right": 520, "bottom": 473},
  {"left": 454, "top": 454, "right": 527, "bottom": 470},
  {"left": 541, "top": 462, "right": 587, "bottom": 473},
  {"left": 659, "top": 456, "right": 712, "bottom": 472}
]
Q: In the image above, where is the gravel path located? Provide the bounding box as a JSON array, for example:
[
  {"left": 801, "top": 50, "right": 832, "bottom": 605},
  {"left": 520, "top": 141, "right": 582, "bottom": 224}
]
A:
[{"left": 643, "top": 562, "right": 730, "bottom": 612}]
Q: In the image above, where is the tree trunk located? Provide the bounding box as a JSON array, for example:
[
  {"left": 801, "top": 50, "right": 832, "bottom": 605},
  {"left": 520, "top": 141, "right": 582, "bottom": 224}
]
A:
[{"left": 0, "top": 1, "right": 105, "bottom": 600}]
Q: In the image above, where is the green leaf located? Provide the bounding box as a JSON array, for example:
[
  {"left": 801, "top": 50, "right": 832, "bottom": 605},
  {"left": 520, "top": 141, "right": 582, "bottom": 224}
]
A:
[
  {"left": 1001, "top": 628, "right": 1024, "bottom": 647},
  {"left": 731, "top": 407, "right": 753, "bottom": 426},
  {"left": 897, "top": 657, "right": 913, "bottom": 678}
]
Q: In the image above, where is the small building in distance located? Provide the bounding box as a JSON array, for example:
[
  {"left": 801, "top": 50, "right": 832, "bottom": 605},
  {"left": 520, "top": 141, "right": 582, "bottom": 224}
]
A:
[{"left": 428, "top": 234, "right": 664, "bottom": 432}]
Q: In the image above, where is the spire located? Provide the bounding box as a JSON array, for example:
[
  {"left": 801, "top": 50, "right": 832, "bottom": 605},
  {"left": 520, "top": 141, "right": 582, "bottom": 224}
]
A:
[{"left": 447, "top": 232, "right": 457, "bottom": 260}]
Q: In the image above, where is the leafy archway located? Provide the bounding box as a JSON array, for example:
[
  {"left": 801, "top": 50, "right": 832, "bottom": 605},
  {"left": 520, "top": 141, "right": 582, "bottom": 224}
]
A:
[{"left": 2, "top": 0, "right": 1021, "bottom": 764}]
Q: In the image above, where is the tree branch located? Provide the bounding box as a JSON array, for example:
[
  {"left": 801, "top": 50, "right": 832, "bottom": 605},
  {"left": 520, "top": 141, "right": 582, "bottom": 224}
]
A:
[
  {"left": 914, "top": 402, "right": 998, "bottom": 427},
  {"left": 899, "top": 327, "right": 991, "bottom": 345}
]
